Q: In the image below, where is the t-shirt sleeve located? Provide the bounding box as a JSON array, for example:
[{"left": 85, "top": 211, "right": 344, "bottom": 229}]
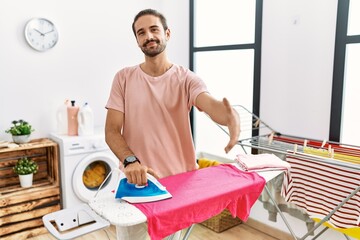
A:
[
  {"left": 187, "top": 71, "right": 208, "bottom": 110},
  {"left": 105, "top": 70, "right": 125, "bottom": 113}
]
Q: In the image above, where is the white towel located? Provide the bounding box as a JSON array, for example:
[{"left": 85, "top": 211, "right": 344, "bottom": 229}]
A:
[{"left": 235, "top": 153, "right": 291, "bottom": 171}]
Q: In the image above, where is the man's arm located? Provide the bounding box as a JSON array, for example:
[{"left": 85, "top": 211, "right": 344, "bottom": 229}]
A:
[
  {"left": 105, "top": 109, "right": 159, "bottom": 185},
  {"left": 195, "top": 92, "right": 240, "bottom": 153}
]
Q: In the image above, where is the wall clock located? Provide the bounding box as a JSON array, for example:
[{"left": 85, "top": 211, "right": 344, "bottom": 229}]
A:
[{"left": 24, "top": 18, "right": 59, "bottom": 52}]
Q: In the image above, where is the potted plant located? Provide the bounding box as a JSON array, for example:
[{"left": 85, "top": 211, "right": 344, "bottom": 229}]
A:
[
  {"left": 5, "top": 119, "right": 35, "bottom": 143},
  {"left": 13, "top": 157, "right": 38, "bottom": 188}
]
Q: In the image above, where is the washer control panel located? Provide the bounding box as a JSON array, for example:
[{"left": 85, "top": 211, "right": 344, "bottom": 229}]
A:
[{"left": 50, "top": 133, "right": 110, "bottom": 156}]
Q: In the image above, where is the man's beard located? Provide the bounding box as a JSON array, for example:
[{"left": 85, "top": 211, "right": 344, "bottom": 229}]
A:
[{"left": 141, "top": 39, "right": 167, "bottom": 57}]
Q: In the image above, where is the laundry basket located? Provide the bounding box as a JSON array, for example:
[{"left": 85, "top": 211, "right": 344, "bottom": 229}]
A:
[
  {"left": 200, "top": 209, "right": 242, "bottom": 233},
  {"left": 197, "top": 152, "right": 243, "bottom": 233}
]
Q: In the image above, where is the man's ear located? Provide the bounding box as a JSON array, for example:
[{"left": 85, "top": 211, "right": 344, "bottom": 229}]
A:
[{"left": 165, "top": 28, "right": 171, "bottom": 40}]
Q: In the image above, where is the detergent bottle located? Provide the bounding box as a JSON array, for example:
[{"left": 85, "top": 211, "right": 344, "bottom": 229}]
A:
[
  {"left": 78, "top": 102, "right": 94, "bottom": 136},
  {"left": 67, "top": 100, "right": 79, "bottom": 136},
  {"left": 56, "top": 99, "right": 70, "bottom": 135}
]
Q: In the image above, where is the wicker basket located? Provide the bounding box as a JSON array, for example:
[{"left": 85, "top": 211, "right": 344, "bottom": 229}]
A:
[{"left": 200, "top": 209, "right": 242, "bottom": 233}]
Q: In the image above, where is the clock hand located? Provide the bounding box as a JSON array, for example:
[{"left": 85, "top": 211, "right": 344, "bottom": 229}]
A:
[
  {"left": 33, "top": 29, "right": 44, "bottom": 36},
  {"left": 43, "top": 29, "right": 54, "bottom": 35}
]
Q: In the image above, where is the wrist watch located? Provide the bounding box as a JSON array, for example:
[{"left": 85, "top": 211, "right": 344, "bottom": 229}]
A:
[{"left": 123, "top": 155, "right": 140, "bottom": 168}]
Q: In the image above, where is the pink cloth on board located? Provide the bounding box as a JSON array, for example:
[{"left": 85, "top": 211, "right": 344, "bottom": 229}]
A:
[{"left": 133, "top": 164, "right": 266, "bottom": 240}]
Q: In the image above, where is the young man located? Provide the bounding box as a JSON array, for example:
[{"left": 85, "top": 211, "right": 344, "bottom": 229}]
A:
[{"left": 105, "top": 8, "right": 240, "bottom": 239}]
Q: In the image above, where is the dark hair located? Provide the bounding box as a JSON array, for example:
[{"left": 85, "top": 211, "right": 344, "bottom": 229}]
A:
[{"left": 132, "top": 9, "right": 168, "bottom": 36}]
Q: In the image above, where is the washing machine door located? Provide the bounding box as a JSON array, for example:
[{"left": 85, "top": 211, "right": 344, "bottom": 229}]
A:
[{"left": 72, "top": 151, "right": 119, "bottom": 202}]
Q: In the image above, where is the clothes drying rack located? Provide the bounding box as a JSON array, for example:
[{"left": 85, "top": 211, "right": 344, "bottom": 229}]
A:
[{"left": 213, "top": 105, "right": 360, "bottom": 240}]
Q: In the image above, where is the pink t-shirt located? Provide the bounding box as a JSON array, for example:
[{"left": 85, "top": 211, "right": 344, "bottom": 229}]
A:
[
  {"left": 134, "top": 164, "right": 266, "bottom": 240},
  {"left": 106, "top": 64, "right": 208, "bottom": 177}
]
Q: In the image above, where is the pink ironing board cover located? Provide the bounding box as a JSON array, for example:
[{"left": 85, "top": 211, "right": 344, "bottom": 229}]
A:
[{"left": 133, "top": 164, "right": 266, "bottom": 240}]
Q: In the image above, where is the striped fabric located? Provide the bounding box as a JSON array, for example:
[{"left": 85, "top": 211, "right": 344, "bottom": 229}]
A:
[{"left": 282, "top": 152, "right": 360, "bottom": 229}]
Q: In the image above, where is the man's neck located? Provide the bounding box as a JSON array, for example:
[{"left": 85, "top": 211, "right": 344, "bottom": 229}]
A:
[{"left": 140, "top": 54, "right": 173, "bottom": 77}]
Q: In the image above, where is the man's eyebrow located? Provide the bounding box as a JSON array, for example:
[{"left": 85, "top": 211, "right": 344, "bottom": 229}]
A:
[
  {"left": 149, "top": 25, "right": 160, "bottom": 29},
  {"left": 136, "top": 25, "right": 160, "bottom": 35},
  {"left": 136, "top": 28, "right": 144, "bottom": 35}
]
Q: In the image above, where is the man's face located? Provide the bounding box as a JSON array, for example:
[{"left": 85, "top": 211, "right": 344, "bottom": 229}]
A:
[{"left": 134, "top": 15, "right": 170, "bottom": 57}]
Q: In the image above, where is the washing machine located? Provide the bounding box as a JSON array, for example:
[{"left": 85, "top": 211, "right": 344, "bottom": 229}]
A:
[{"left": 51, "top": 131, "right": 120, "bottom": 209}]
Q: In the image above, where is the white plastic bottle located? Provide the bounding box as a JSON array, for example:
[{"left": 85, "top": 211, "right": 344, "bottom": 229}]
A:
[
  {"left": 78, "top": 102, "right": 94, "bottom": 136},
  {"left": 56, "top": 99, "right": 70, "bottom": 135},
  {"left": 67, "top": 100, "right": 79, "bottom": 136}
]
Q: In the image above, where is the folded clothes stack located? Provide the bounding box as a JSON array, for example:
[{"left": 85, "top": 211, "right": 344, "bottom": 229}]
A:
[{"left": 235, "top": 153, "right": 291, "bottom": 171}]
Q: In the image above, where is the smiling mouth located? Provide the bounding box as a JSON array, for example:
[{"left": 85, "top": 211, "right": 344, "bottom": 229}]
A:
[
  {"left": 147, "top": 42, "right": 157, "bottom": 47},
  {"left": 144, "top": 40, "right": 159, "bottom": 47}
]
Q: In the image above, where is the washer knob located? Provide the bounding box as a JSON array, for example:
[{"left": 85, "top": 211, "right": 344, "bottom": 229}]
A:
[{"left": 92, "top": 141, "right": 105, "bottom": 150}]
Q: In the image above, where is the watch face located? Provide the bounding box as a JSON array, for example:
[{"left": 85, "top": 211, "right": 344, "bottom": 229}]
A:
[
  {"left": 25, "top": 18, "right": 58, "bottom": 52},
  {"left": 125, "top": 156, "right": 138, "bottom": 163}
]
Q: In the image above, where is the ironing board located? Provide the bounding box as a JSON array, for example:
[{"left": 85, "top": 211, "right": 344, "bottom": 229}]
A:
[{"left": 42, "top": 166, "right": 283, "bottom": 240}]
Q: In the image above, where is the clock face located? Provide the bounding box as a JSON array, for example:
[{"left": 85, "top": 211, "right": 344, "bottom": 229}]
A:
[{"left": 25, "top": 18, "right": 58, "bottom": 52}]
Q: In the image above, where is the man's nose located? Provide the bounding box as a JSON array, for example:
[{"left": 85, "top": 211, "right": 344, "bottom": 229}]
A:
[{"left": 145, "top": 31, "right": 154, "bottom": 40}]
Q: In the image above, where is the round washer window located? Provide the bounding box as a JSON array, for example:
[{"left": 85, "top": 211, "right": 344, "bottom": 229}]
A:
[
  {"left": 82, "top": 161, "right": 110, "bottom": 189},
  {"left": 72, "top": 152, "right": 119, "bottom": 202}
]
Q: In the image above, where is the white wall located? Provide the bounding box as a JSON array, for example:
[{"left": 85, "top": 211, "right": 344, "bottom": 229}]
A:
[
  {"left": 260, "top": 0, "right": 337, "bottom": 140},
  {"left": 0, "top": 0, "right": 189, "bottom": 141}
]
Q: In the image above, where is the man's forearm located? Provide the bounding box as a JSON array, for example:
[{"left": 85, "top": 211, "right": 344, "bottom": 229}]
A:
[
  {"left": 105, "top": 129, "right": 135, "bottom": 164},
  {"left": 207, "top": 99, "right": 236, "bottom": 126}
]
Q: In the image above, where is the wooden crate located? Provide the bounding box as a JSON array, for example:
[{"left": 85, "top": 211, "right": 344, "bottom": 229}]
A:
[
  {"left": 200, "top": 209, "right": 242, "bottom": 233},
  {"left": 0, "top": 138, "right": 60, "bottom": 240}
]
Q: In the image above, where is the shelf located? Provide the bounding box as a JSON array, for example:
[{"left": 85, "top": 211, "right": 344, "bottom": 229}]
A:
[{"left": 0, "top": 139, "right": 60, "bottom": 240}]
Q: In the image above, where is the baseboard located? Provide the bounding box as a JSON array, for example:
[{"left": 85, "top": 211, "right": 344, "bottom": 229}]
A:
[{"left": 244, "top": 218, "right": 294, "bottom": 240}]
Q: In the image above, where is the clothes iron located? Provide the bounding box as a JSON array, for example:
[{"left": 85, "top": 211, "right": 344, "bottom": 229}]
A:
[{"left": 115, "top": 173, "right": 172, "bottom": 203}]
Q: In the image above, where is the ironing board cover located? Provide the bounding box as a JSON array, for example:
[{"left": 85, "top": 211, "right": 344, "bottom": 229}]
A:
[
  {"left": 89, "top": 193, "right": 147, "bottom": 226},
  {"left": 134, "top": 164, "right": 266, "bottom": 240}
]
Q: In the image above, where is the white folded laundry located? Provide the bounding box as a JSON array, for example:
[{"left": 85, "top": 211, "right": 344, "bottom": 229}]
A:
[{"left": 235, "top": 153, "right": 291, "bottom": 171}]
